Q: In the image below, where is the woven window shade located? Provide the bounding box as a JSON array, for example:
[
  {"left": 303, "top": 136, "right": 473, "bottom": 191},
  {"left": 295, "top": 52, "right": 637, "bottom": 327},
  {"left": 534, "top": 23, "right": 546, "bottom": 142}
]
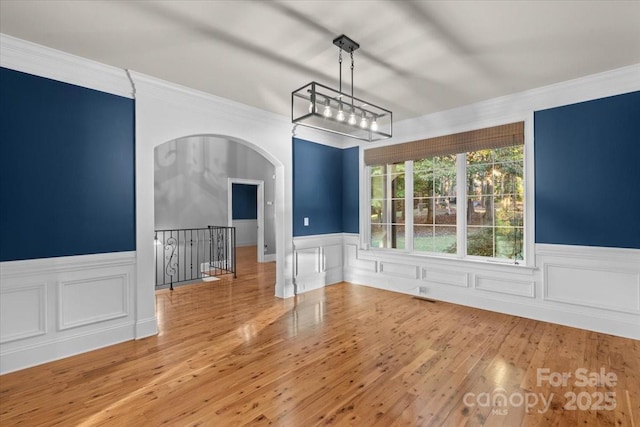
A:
[{"left": 364, "top": 121, "right": 524, "bottom": 166}]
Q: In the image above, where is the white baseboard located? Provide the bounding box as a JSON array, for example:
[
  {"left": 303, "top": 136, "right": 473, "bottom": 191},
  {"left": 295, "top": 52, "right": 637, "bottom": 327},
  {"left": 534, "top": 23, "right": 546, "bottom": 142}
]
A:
[
  {"left": 0, "top": 321, "right": 135, "bottom": 375},
  {"left": 135, "top": 316, "right": 159, "bottom": 339}
]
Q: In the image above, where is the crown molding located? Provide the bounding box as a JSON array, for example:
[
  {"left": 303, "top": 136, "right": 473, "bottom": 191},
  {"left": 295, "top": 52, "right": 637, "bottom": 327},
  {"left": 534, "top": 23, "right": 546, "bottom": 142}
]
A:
[
  {"left": 128, "top": 70, "right": 288, "bottom": 125},
  {"left": 129, "top": 71, "right": 351, "bottom": 148},
  {"left": 0, "top": 33, "right": 133, "bottom": 98},
  {"left": 524, "top": 63, "right": 640, "bottom": 110},
  {"left": 383, "top": 63, "right": 640, "bottom": 147}
]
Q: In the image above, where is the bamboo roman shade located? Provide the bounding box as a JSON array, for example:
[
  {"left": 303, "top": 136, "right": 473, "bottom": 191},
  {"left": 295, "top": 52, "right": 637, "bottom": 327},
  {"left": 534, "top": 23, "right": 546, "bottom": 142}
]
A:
[{"left": 364, "top": 121, "right": 524, "bottom": 166}]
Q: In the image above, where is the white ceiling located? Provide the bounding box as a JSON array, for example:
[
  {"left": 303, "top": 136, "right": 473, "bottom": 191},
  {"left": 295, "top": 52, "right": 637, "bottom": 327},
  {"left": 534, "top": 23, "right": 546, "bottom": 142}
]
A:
[{"left": 1, "top": 0, "right": 639, "bottom": 121}]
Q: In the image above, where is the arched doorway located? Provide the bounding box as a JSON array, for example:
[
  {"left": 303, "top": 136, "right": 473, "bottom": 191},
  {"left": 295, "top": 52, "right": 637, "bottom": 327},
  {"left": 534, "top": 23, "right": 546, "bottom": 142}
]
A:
[
  {"left": 153, "top": 135, "right": 277, "bottom": 286},
  {"left": 131, "top": 72, "right": 295, "bottom": 340}
]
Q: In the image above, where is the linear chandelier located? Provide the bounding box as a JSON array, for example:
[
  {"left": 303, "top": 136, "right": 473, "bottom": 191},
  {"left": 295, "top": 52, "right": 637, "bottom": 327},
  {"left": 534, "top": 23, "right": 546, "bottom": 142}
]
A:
[{"left": 292, "top": 34, "right": 392, "bottom": 142}]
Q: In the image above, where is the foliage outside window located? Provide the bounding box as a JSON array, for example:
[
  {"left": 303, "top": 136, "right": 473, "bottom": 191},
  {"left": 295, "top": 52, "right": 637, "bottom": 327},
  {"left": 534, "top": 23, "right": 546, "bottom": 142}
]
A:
[
  {"left": 466, "top": 146, "right": 524, "bottom": 259},
  {"left": 371, "top": 163, "right": 405, "bottom": 249},
  {"left": 413, "top": 155, "right": 457, "bottom": 253},
  {"left": 369, "top": 145, "right": 524, "bottom": 262}
]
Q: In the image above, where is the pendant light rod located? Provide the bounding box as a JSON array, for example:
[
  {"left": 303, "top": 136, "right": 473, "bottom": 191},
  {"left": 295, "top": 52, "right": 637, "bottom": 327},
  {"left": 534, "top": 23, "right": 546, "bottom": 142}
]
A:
[
  {"left": 338, "top": 48, "right": 342, "bottom": 94},
  {"left": 350, "top": 51, "right": 354, "bottom": 109}
]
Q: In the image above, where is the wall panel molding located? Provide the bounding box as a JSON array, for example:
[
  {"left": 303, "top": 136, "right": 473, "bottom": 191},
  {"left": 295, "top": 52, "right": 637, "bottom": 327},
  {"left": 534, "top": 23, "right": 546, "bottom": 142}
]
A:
[
  {"left": 293, "top": 234, "right": 351, "bottom": 294},
  {"left": 345, "top": 244, "right": 377, "bottom": 272},
  {"left": 324, "top": 244, "right": 343, "bottom": 272},
  {"left": 0, "top": 252, "right": 136, "bottom": 374},
  {"left": 344, "top": 240, "right": 640, "bottom": 340},
  {"left": 543, "top": 264, "right": 639, "bottom": 314},
  {"left": 380, "top": 262, "right": 419, "bottom": 280},
  {"left": 422, "top": 269, "right": 468, "bottom": 288},
  {"left": 294, "top": 247, "right": 321, "bottom": 278},
  {"left": 474, "top": 275, "right": 535, "bottom": 298},
  {"left": 538, "top": 243, "right": 640, "bottom": 315},
  {"left": 58, "top": 274, "right": 129, "bottom": 330},
  {"left": 0, "top": 284, "right": 47, "bottom": 344}
]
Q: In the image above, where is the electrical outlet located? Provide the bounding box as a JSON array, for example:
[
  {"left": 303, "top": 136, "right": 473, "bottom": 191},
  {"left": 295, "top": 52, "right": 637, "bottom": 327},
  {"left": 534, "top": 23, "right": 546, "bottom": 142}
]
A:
[
  {"left": 303, "top": 217, "right": 309, "bottom": 226},
  {"left": 418, "top": 286, "right": 428, "bottom": 294}
]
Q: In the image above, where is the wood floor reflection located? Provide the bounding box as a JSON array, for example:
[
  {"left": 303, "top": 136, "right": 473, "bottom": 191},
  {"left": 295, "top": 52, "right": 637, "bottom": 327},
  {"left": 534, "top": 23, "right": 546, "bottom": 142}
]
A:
[{"left": 1, "top": 246, "right": 638, "bottom": 426}]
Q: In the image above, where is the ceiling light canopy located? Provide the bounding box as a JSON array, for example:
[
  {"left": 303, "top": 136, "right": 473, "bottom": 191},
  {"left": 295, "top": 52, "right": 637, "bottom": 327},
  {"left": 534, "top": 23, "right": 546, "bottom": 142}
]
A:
[{"left": 292, "top": 35, "right": 392, "bottom": 142}]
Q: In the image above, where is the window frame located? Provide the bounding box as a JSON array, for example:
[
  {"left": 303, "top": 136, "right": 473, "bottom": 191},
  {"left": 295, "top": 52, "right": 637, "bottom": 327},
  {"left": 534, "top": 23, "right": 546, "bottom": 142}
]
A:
[{"left": 361, "top": 118, "right": 534, "bottom": 268}]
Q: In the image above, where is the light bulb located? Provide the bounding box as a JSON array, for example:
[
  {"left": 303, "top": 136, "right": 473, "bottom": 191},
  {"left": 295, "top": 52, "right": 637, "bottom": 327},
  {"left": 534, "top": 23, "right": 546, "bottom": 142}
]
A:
[
  {"left": 323, "top": 102, "right": 332, "bottom": 118},
  {"left": 360, "top": 114, "right": 368, "bottom": 129},
  {"left": 336, "top": 107, "right": 345, "bottom": 122},
  {"left": 308, "top": 101, "right": 315, "bottom": 114},
  {"left": 348, "top": 112, "right": 357, "bottom": 125},
  {"left": 370, "top": 118, "right": 378, "bottom": 132}
]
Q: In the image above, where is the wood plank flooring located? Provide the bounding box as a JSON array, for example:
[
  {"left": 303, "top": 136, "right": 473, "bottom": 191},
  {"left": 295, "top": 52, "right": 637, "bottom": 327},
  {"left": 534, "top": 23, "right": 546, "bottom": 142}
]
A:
[{"left": 1, "top": 246, "right": 638, "bottom": 426}]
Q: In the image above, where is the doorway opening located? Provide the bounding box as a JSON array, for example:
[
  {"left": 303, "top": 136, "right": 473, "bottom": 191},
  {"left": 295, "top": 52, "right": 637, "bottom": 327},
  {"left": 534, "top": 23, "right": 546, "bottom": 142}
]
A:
[
  {"left": 153, "top": 135, "right": 277, "bottom": 289},
  {"left": 228, "top": 179, "right": 266, "bottom": 263}
]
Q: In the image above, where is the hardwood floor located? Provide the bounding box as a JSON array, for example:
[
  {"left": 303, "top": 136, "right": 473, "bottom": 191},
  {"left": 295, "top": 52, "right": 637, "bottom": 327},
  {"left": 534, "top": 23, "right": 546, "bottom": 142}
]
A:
[{"left": 1, "top": 245, "right": 638, "bottom": 426}]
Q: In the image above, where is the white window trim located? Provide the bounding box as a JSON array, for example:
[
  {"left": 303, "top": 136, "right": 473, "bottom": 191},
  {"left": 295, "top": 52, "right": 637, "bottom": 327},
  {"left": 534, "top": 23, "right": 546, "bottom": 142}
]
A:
[
  {"left": 456, "top": 152, "right": 467, "bottom": 259},
  {"left": 524, "top": 112, "right": 535, "bottom": 266},
  {"left": 404, "top": 160, "right": 414, "bottom": 253},
  {"left": 360, "top": 115, "right": 535, "bottom": 269}
]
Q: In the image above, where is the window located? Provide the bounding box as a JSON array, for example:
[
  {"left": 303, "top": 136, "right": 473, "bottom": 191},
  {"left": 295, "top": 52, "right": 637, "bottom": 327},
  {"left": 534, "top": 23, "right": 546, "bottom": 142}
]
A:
[
  {"left": 365, "top": 122, "right": 525, "bottom": 263},
  {"left": 466, "top": 146, "right": 524, "bottom": 259},
  {"left": 371, "top": 163, "right": 405, "bottom": 249},
  {"left": 413, "top": 155, "right": 457, "bottom": 253}
]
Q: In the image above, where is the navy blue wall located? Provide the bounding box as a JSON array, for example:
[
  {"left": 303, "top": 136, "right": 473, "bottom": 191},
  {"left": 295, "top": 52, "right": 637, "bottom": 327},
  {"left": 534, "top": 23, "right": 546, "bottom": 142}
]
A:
[
  {"left": 232, "top": 183, "right": 258, "bottom": 220},
  {"left": 535, "top": 91, "right": 640, "bottom": 249},
  {"left": 0, "top": 67, "right": 136, "bottom": 261},
  {"left": 292, "top": 138, "right": 359, "bottom": 236},
  {"left": 342, "top": 146, "right": 360, "bottom": 233}
]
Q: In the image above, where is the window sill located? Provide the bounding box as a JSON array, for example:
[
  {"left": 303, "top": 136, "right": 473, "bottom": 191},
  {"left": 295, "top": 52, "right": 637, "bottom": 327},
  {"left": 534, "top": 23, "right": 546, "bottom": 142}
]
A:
[{"left": 358, "top": 247, "right": 537, "bottom": 275}]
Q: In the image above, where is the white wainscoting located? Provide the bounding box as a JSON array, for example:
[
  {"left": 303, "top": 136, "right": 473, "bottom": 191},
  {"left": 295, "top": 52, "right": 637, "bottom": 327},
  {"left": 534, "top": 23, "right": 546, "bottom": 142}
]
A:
[
  {"left": 0, "top": 283, "right": 47, "bottom": 343},
  {"left": 287, "top": 234, "right": 638, "bottom": 338},
  {"left": 293, "top": 234, "right": 346, "bottom": 294},
  {"left": 0, "top": 251, "right": 137, "bottom": 374},
  {"left": 341, "top": 235, "right": 640, "bottom": 340}
]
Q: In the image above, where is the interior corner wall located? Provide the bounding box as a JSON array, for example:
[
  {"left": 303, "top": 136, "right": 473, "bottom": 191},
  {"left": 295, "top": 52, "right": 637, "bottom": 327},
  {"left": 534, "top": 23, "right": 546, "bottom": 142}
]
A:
[
  {"left": 292, "top": 138, "right": 342, "bottom": 236},
  {"left": 534, "top": 90, "right": 640, "bottom": 249},
  {"left": 0, "top": 66, "right": 135, "bottom": 261},
  {"left": 292, "top": 138, "right": 359, "bottom": 236}
]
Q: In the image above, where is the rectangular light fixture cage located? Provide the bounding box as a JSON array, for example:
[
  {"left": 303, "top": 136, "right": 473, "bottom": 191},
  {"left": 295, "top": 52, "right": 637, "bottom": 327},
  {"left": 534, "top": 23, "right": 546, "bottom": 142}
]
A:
[{"left": 292, "top": 82, "right": 392, "bottom": 142}]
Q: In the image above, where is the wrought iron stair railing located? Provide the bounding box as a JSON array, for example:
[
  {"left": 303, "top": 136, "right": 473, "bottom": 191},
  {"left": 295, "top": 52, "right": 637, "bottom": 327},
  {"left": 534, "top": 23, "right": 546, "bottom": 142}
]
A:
[{"left": 154, "top": 225, "right": 236, "bottom": 290}]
